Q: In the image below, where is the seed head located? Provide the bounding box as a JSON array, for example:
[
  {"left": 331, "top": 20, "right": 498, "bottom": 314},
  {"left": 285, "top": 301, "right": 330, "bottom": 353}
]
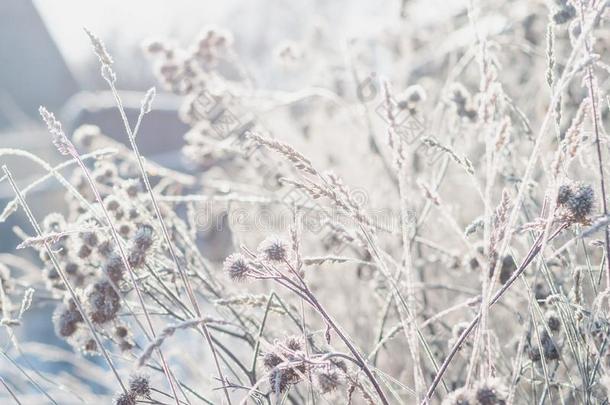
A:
[
  {"left": 128, "top": 373, "right": 151, "bottom": 398},
  {"left": 132, "top": 224, "right": 155, "bottom": 252},
  {"left": 104, "top": 196, "right": 122, "bottom": 212},
  {"left": 80, "top": 226, "right": 99, "bottom": 248},
  {"left": 84, "top": 28, "right": 114, "bottom": 65},
  {"left": 98, "top": 239, "right": 114, "bottom": 258},
  {"left": 567, "top": 183, "right": 594, "bottom": 221},
  {"left": 85, "top": 280, "right": 121, "bottom": 324},
  {"left": 546, "top": 311, "right": 561, "bottom": 332},
  {"left": 114, "top": 325, "right": 129, "bottom": 339},
  {"left": 94, "top": 162, "right": 118, "bottom": 182},
  {"left": 72, "top": 125, "right": 100, "bottom": 149},
  {"left": 113, "top": 392, "right": 136, "bottom": 405},
  {"left": 269, "top": 368, "right": 291, "bottom": 394},
  {"left": 53, "top": 299, "right": 84, "bottom": 338},
  {"left": 82, "top": 337, "right": 98, "bottom": 355},
  {"left": 141, "top": 88, "right": 156, "bottom": 115},
  {"left": 39, "top": 107, "right": 75, "bottom": 156},
  {"left": 262, "top": 351, "right": 283, "bottom": 370},
  {"left": 42, "top": 213, "right": 66, "bottom": 233},
  {"left": 313, "top": 366, "right": 344, "bottom": 394},
  {"left": 77, "top": 243, "right": 92, "bottom": 259},
  {"left": 104, "top": 252, "right": 126, "bottom": 283},
  {"left": 64, "top": 262, "right": 79, "bottom": 275},
  {"left": 257, "top": 236, "right": 290, "bottom": 262},
  {"left": 123, "top": 179, "right": 142, "bottom": 198},
  {"left": 119, "top": 340, "right": 134, "bottom": 352},
  {"left": 499, "top": 255, "right": 516, "bottom": 284},
  {"left": 118, "top": 223, "right": 132, "bottom": 238},
  {"left": 128, "top": 249, "right": 147, "bottom": 268},
  {"left": 223, "top": 253, "right": 252, "bottom": 281},
  {"left": 541, "top": 330, "right": 560, "bottom": 360},
  {"left": 557, "top": 184, "right": 572, "bottom": 205},
  {"left": 283, "top": 336, "right": 303, "bottom": 352},
  {"left": 557, "top": 182, "right": 595, "bottom": 223},
  {"left": 475, "top": 379, "right": 507, "bottom": 405},
  {"left": 528, "top": 344, "right": 542, "bottom": 362},
  {"left": 553, "top": 4, "right": 576, "bottom": 25}
]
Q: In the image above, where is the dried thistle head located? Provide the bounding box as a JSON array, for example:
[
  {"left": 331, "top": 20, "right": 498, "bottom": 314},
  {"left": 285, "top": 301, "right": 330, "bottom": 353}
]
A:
[
  {"left": 397, "top": 84, "right": 427, "bottom": 113},
  {"left": 127, "top": 249, "right": 147, "bottom": 268},
  {"left": 546, "top": 310, "right": 561, "bottom": 332},
  {"left": 269, "top": 368, "right": 293, "bottom": 394},
  {"left": 122, "top": 179, "right": 142, "bottom": 198},
  {"left": 98, "top": 239, "right": 115, "bottom": 258},
  {"left": 223, "top": 253, "right": 253, "bottom": 282},
  {"left": 540, "top": 329, "right": 560, "bottom": 361},
  {"left": 263, "top": 350, "right": 283, "bottom": 370},
  {"left": 52, "top": 297, "right": 84, "bottom": 338},
  {"left": 557, "top": 184, "right": 572, "bottom": 205},
  {"left": 103, "top": 196, "right": 124, "bottom": 219},
  {"left": 76, "top": 242, "right": 92, "bottom": 259},
  {"left": 257, "top": 235, "right": 290, "bottom": 262},
  {"left": 79, "top": 335, "right": 99, "bottom": 356},
  {"left": 132, "top": 224, "right": 155, "bottom": 252},
  {"left": 118, "top": 223, "right": 132, "bottom": 238},
  {"left": 283, "top": 335, "right": 303, "bottom": 352},
  {"left": 113, "top": 392, "right": 136, "bottom": 405},
  {"left": 314, "top": 366, "right": 344, "bottom": 394},
  {"left": 557, "top": 182, "right": 595, "bottom": 224},
  {"left": 261, "top": 335, "right": 309, "bottom": 394},
  {"left": 474, "top": 378, "right": 507, "bottom": 405},
  {"left": 114, "top": 324, "right": 134, "bottom": 352},
  {"left": 103, "top": 252, "right": 126, "bottom": 283},
  {"left": 567, "top": 183, "right": 594, "bottom": 221},
  {"left": 313, "top": 359, "right": 347, "bottom": 395},
  {"left": 128, "top": 373, "right": 151, "bottom": 398},
  {"left": 114, "top": 325, "right": 129, "bottom": 339}
]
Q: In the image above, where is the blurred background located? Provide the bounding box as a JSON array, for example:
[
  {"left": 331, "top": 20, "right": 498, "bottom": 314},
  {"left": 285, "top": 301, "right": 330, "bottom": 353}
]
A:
[{"left": 0, "top": 0, "right": 460, "bottom": 247}]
